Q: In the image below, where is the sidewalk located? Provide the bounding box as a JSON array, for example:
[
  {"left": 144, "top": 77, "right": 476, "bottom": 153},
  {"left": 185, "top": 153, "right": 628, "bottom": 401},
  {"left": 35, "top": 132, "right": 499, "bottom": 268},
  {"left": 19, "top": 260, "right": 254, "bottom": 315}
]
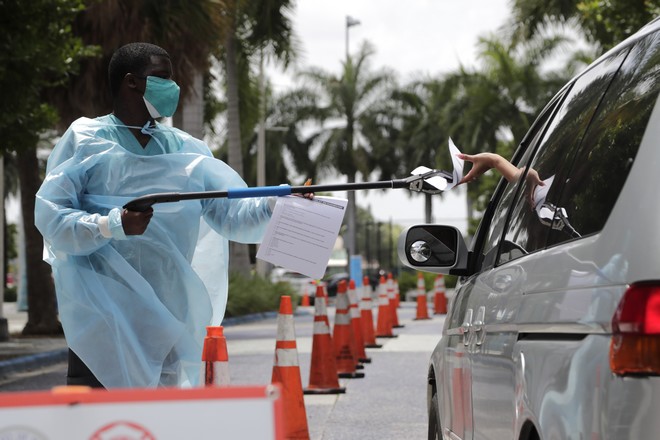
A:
[
  {"left": 0, "top": 302, "right": 68, "bottom": 378},
  {"left": 0, "top": 302, "right": 282, "bottom": 381}
]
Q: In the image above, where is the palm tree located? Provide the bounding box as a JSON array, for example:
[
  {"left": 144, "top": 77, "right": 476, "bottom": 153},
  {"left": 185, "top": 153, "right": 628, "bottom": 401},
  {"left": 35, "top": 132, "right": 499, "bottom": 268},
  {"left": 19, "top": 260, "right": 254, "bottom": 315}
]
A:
[
  {"left": 296, "top": 41, "right": 394, "bottom": 256},
  {"left": 510, "top": 0, "right": 659, "bottom": 50},
  {"left": 52, "top": 0, "right": 226, "bottom": 124},
  {"left": 214, "top": 0, "right": 297, "bottom": 275},
  {"left": 375, "top": 78, "right": 459, "bottom": 222},
  {"left": 20, "top": 0, "right": 228, "bottom": 335},
  {"left": 443, "top": 32, "right": 578, "bottom": 230},
  {"left": 1, "top": 0, "right": 93, "bottom": 335}
]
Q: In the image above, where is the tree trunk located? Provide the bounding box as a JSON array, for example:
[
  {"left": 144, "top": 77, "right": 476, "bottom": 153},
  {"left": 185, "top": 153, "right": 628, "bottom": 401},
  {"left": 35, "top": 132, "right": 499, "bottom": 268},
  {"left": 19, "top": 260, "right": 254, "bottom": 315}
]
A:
[
  {"left": 173, "top": 69, "right": 204, "bottom": 139},
  {"left": 0, "top": 156, "right": 7, "bottom": 342},
  {"left": 225, "top": 29, "right": 251, "bottom": 275},
  {"left": 17, "top": 147, "right": 61, "bottom": 335},
  {"left": 466, "top": 187, "right": 475, "bottom": 240}
]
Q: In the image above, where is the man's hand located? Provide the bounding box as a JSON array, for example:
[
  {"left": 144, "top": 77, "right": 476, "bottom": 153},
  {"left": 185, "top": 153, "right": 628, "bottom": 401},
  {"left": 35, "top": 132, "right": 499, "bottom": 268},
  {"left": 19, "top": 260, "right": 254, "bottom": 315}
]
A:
[
  {"left": 122, "top": 207, "right": 153, "bottom": 235},
  {"left": 299, "top": 178, "right": 314, "bottom": 199}
]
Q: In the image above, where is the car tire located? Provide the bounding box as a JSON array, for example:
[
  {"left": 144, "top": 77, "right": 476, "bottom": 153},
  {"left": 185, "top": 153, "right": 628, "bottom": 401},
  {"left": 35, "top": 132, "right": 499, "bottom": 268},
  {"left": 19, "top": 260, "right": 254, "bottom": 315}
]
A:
[{"left": 428, "top": 392, "right": 442, "bottom": 440}]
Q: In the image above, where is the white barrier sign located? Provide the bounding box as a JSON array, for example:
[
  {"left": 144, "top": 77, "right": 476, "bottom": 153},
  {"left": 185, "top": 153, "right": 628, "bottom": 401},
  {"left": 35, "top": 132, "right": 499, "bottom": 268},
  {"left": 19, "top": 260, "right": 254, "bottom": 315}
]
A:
[{"left": 0, "top": 385, "right": 283, "bottom": 439}]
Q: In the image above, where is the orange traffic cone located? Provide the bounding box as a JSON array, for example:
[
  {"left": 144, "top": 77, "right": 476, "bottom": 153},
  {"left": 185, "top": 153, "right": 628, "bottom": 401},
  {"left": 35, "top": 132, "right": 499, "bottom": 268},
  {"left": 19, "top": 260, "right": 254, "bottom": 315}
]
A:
[
  {"left": 334, "top": 280, "right": 365, "bottom": 378},
  {"left": 433, "top": 274, "right": 448, "bottom": 315},
  {"left": 414, "top": 272, "right": 431, "bottom": 320},
  {"left": 271, "top": 296, "right": 310, "bottom": 439},
  {"left": 388, "top": 273, "right": 404, "bottom": 329},
  {"left": 304, "top": 285, "right": 346, "bottom": 395},
  {"left": 320, "top": 281, "right": 329, "bottom": 308},
  {"left": 361, "top": 276, "right": 382, "bottom": 348},
  {"left": 301, "top": 282, "right": 311, "bottom": 307},
  {"left": 201, "top": 326, "right": 230, "bottom": 386},
  {"left": 348, "top": 279, "right": 371, "bottom": 363},
  {"left": 394, "top": 279, "right": 402, "bottom": 309},
  {"left": 376, "top": 276, "right": 397, "bottom": 338}
]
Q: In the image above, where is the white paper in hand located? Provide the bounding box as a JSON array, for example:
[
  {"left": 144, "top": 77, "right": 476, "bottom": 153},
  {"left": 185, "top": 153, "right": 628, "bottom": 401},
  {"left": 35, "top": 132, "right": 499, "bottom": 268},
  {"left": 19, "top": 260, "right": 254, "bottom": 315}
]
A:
[
  {"left": 257, "top": 195, "right": 348, "bottom": 280},
  {"left": 533, "top": 175, "right": 555, "bottom": 215},
  {"left": 446, "top": 137, "right": 464, "bottom": 190}
]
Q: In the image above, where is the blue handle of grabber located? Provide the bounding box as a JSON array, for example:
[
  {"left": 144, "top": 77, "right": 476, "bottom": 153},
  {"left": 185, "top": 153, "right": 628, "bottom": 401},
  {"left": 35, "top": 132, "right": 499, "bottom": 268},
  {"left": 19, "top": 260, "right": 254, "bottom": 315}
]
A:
[{"left": 227, "top": 185, "right": 292, "bottom": 199}]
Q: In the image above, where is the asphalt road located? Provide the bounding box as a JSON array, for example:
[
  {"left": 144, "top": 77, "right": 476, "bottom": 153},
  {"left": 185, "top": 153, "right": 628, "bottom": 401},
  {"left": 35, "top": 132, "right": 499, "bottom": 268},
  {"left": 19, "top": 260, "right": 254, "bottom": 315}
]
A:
[{"left": 0, "top": 302, "right": 445, "bottom": 440}]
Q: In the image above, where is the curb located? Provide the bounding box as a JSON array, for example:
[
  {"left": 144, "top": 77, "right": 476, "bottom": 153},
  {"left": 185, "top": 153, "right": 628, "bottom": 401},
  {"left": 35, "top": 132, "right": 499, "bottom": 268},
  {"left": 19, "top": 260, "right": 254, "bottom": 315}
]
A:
[
  {"left": 0, "top": 348, "right": 69, "bottom": 379},
  {"left": 0, "top": 309, "right": 313, "bottom": 379}
]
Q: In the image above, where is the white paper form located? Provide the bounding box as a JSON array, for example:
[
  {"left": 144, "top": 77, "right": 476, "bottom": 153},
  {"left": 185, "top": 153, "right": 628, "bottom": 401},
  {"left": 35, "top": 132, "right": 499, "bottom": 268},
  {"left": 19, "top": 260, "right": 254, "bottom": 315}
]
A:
[{"left": 257, "top": 195, "right": 348, "bottom": 279}]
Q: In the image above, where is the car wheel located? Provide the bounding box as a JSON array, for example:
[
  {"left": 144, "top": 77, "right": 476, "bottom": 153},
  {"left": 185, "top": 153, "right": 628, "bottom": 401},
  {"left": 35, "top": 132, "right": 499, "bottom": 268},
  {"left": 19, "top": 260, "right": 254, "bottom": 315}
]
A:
[{"left": 428, "top": 392, "right": 442, "bottom": 440}]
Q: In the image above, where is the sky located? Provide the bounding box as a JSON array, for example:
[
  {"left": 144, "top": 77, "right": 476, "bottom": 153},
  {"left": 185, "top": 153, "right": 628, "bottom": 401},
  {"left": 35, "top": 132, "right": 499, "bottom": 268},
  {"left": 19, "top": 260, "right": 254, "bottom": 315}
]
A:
[{"left": 267, "top": 0, "right": 512, "bottom": 233}]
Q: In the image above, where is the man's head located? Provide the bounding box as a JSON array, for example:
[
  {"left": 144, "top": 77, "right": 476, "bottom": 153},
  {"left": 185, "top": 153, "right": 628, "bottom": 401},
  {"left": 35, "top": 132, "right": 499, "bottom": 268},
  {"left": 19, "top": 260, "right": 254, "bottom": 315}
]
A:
[
  {"left": 108, "top": 43, "right": 179, "bottom": 122},
  {"left": 108, "top": 43, "right": 171, "bottom": 98}
]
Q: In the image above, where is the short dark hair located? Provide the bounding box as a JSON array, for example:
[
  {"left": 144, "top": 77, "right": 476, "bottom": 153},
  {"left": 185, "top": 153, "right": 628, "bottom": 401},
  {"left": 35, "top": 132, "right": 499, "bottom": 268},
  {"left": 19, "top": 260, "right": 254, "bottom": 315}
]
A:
[{"left": 108, "top": 43, "right": 170, "bottom": 97}]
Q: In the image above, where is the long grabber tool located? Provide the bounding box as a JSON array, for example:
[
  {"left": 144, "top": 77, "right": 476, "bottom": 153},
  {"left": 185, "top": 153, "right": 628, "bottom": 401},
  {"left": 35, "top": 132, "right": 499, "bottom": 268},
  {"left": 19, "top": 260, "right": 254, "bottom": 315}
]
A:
[{"left": 123, "top": 168, "right": 453, "bottom": 212}]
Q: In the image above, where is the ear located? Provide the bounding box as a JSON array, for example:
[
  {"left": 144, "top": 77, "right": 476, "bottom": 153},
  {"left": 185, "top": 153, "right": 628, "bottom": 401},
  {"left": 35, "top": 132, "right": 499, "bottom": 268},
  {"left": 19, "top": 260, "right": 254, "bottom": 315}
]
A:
[{"left": 125, "top": 73, "right": 139, "bottom": 90}]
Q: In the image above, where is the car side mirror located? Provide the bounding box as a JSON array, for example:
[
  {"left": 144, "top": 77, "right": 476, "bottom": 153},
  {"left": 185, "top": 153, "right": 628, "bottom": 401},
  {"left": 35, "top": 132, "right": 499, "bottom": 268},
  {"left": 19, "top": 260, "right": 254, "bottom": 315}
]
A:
[{"left": 397, "top": 225, "right": 469, "bottom": 275}]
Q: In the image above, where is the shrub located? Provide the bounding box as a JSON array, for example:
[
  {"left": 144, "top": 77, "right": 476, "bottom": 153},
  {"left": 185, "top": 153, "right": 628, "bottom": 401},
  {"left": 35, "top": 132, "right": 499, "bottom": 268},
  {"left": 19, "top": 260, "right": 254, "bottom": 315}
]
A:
[
  {"left": 4, "top": 286, "right": 16, "bottom": 302},
  {"left": 225, "top": 272, "right": 298, "bottom": 318},
  {"left": 396, "top": 268, "right": 457, "bottom": 298}
]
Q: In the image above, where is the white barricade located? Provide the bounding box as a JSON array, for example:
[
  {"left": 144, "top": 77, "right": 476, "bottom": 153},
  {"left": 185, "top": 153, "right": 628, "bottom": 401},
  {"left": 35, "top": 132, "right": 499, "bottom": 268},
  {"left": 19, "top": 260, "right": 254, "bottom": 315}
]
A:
[{"left": 0, "top": 385, "right": 283, "bottom": 439}]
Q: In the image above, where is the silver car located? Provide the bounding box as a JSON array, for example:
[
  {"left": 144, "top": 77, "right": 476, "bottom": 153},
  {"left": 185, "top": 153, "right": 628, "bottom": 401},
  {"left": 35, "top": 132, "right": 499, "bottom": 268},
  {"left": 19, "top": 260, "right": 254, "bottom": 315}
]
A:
[{"left": 399, "top": 18, "right": 660, "bottom": 440}]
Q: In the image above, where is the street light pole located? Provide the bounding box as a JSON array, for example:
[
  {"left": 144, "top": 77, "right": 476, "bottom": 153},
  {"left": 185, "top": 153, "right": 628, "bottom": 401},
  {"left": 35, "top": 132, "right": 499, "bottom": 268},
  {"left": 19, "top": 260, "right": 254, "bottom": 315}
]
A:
[
  {"left": 344, "top": 15, "right": 361, "bottom": 259},
  {"left": 257, "top": 51, "right": 266, "bottom": 188},
  {"left": 345, "top": 15, "right": 361, "bottom": 61}
]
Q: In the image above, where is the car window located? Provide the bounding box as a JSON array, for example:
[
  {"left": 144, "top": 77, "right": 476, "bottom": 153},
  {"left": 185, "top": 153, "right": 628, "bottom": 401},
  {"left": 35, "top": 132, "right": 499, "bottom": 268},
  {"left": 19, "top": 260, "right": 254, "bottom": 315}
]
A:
[
  {"left": 497, "top": 48, "right": 630, "bottom": 265},
  {"left": 478, "top": 102, "right": 559, "bottom": 269},
  {"left": 547, "top": 32, "right": 660, "bottom": 245}
]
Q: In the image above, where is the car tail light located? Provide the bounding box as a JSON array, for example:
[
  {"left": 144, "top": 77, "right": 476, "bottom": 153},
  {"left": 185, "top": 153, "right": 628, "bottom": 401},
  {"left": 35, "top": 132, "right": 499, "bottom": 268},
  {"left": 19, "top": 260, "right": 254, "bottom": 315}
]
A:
[{"left": 610, "top": 282, "right": 660, "bottom": 375}]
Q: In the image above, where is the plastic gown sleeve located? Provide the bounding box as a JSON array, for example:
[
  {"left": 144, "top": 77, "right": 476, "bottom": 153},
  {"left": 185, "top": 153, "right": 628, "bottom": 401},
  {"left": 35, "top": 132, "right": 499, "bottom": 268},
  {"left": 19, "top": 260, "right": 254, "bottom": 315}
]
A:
[{"left": 35, "top": 164, "right": 115, "bottom": 257}]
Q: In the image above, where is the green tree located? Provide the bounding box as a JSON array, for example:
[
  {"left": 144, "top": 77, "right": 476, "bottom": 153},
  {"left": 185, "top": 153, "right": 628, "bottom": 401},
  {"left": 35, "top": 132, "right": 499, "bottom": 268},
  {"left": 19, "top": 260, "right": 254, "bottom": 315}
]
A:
[
  {"left": 373, "top": 78, "right": 460, "bottom": 222},
  {"left": 510, "top": 0, "right": 660, "bottom": 50},
  {"left": 444, "top": 33, "right": 576, "bottom": 232},
  {"left": 51, "top": 0, "right": 226, "bottom": 125},
  {"left": 296, "top": 41, "right": 394, "bottom": 257},
  {"left": 0, "top": 0, "right": 94, "bottom": 334},
  {"left": 214, "top": 0, "right": 297, "bottom": 275},
  {"left": 22, "top": 0, "right": 227, "bottom": 334},
  {"left": 264, "top": 87, "right": 330, "bottom": 184}
]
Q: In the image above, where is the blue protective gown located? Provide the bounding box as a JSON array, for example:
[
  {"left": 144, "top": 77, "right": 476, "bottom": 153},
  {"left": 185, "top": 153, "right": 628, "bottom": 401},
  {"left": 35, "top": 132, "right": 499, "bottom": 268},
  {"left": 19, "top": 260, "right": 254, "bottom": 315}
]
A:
[{"left": 35, "top": 115, "right": 272, "bottom": 388}]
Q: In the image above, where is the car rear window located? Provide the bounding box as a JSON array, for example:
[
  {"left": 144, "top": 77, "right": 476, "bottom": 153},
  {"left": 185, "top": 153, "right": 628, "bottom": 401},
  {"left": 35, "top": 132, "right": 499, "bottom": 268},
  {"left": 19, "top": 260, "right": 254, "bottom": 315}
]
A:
[
  {"left": 495, "top": 31, "right": 660, "bottom": 264},
  {"left": 547, "top": 32, "right": 660, "bottom": 244},
  {"left": 497, "top": 49, "right": 629, "bottom": 263}
]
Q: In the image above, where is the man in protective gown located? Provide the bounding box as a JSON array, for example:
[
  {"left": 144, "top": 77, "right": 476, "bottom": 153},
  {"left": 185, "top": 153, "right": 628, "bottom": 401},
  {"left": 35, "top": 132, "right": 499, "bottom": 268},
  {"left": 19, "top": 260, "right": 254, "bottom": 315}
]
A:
[{"left": 35, "top": 43, "right": 273, "bottom": 389}]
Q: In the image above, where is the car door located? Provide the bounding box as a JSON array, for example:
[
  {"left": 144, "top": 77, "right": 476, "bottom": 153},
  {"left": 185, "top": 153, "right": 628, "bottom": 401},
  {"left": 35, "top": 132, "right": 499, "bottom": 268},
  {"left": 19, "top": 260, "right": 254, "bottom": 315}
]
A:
[
  {"left": 438, "top": 99, "right": 561, "bottom": 440},
  {"left": 440, "top": 280, "right": 476, "bottom": 440},
  {"left": 467, "top": 49, "right": 631, "bottom": 440}
]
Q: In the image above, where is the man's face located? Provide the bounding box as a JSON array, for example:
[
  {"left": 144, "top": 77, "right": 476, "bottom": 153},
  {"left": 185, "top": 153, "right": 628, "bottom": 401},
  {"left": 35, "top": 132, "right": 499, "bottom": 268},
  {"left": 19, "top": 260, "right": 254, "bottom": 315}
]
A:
[
  {"left": 142, "top": 55, "right": 173, "bottom": 80},
  {"left": 126, "top": 55, "right": 174, "bottom": 94},
  {"left": 123, "top": 55, "right": 175, "bottom": 117}
]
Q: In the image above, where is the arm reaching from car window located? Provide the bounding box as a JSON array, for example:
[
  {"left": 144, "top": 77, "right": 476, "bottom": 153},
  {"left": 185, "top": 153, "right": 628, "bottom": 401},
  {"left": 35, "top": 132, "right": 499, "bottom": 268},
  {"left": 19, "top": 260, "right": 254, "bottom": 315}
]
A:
[
  {"left": 457, "top": 152, "right": 546, "bottom": 209},
  {"left": 457, "top": 152, "right": 522, "bottom": 184},
  {"left": 458, "top": 152, "right": 544, "bottom": 187}
]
